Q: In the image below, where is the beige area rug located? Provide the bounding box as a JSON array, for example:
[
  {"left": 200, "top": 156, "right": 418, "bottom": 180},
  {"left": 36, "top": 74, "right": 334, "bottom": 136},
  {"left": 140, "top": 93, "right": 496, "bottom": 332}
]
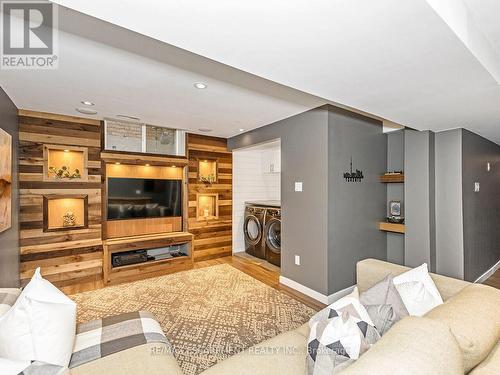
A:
[{"left": 70, "top": 264, "right": 316, "bottom": 374}]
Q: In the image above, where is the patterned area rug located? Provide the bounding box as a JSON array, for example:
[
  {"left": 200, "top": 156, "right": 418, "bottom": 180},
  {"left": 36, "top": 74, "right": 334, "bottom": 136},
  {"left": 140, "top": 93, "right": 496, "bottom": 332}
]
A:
[{"left": 70, "top": 264, "right": 316, "bottom": 374}]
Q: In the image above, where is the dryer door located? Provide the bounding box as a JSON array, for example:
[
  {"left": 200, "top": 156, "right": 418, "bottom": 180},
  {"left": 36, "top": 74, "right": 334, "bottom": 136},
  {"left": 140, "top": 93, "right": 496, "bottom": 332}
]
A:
[
  {"left": 265, "top": 219, "right": 281, "bottom": 253},
  {"left": 244, "top": 215, "right": 262, "bottom": 245}
]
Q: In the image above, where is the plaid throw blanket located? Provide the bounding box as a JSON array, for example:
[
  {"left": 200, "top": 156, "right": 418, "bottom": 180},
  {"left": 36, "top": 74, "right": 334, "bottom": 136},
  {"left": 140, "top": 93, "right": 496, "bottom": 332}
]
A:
[
  {"left": 69, "top": 311, "right": 171, "bottom": 368},
  {"left": 0, "top": 288, "right": 21, "bottom": 316}
]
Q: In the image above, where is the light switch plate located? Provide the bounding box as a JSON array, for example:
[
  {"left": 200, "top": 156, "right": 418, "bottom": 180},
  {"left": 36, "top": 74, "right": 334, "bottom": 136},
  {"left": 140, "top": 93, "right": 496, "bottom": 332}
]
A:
[
  {"left": 294, "top": 182, "right": 303, "bottom": 192},
  {"left": 487, "top": 162, "right": 491, "bottom": 172},
  {"left": 474, "top": 182, "right": 480, "bottom": 192},
  {"left": 295, "top": 255, "right": 300, "bottom": 265}
]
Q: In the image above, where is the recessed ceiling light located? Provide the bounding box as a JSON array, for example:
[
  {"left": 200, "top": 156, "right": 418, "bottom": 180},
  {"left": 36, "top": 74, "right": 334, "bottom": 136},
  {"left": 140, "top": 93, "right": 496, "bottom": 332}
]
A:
[
  {"left": 194, "top": 82, "right": 207, "bottom": 89},
  {"left": 145, "top": 164, "right": 150, "bottom": 167},
  {"left": 171, "top": 165, "right": 176, "bottom": 168},
  {"left": 64, "top": 149, "right": 70, "bottom": 152},
  {"left": 81, "top": 100, "right": 94, "bottom": 106},
  {"left": 198, "top": 128, "right": 212, "bottom": 133},
  {"left": 115, "top": 162, "right": 120, "bottom": 165},
  {"left": 239, "top": 128, "right": 245, "bottom": 132},
  {"left": 76, "top": 107, "right": 97, "bottom": 115}
]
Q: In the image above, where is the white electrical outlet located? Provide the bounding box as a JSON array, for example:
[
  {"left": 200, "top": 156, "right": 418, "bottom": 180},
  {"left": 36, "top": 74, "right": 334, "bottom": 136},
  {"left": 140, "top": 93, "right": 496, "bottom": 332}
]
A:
[
  {"left": 474, "top": 182, "right": 480, "bottom": 192},
  {"left": 294, "top": 182, "right": 303, "bottom": 192},
  {"left": 487, "top": 162, "right": 491, "bottom": 172},
  {"left": 295, "top": 255, "right": 301, "bottom": 266}
]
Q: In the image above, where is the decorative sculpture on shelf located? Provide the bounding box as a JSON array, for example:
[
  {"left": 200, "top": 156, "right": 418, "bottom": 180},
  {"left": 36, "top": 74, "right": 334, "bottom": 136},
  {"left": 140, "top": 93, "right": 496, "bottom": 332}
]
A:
[
  {"left": 63, "top": 211, "right": 76, "bottom": 227},
  {"left": 48, "top": 165, "right": 82, "bottom": 179},
  {"left": 200, "top": 174, "right": 216, "bottom": 184},
  {"left": 203, "top": 206, "right": 210, "bottom": 219},
  {"left": 343, "top": 157, "right": 364, "bottom": 182}
]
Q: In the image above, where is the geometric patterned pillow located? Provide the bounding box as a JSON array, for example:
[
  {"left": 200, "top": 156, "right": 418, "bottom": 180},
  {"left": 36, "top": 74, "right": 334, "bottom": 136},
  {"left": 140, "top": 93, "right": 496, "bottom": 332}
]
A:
[
  {"left": 306, "top": 307, "right": 380, "bottom": 375},
  {"left": 309, "top": 287, "right": 376, "bottom": 329}
]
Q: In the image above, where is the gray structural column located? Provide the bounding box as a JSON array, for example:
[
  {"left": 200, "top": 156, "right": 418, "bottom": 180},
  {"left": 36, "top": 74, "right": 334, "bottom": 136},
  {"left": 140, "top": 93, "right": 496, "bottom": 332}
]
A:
[{"left": 404, "top": 130, "right": 436, "bottom": 271}]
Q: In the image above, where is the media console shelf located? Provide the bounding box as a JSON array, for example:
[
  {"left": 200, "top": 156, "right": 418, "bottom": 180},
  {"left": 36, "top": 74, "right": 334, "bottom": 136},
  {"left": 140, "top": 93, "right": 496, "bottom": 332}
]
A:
[{"left": 103, "top": 231, "right": 194, "bottom": 285}]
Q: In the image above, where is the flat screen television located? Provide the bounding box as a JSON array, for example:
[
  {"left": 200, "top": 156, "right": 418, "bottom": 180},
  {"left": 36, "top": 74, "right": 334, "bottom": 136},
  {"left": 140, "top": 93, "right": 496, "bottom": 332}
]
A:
[{"left": 107, "top": 178, "right": 182, "bottom": 220}]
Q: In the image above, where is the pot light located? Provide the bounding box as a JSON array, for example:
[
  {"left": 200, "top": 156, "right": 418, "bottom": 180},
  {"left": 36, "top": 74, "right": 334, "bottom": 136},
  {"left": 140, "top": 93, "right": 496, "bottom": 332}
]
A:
[
  {"left": 194, "top": 82, "right": 207, "bottom": 89},
  {"left": 145, "top": 164, "right": 150, "bottom": 167},
  {"left": 115, "top": 162, "right": 120, "bottom": 165},
  {"left": 239, "top": 128, "right": 245, "bottom": 132},
  {"left": 171, "top": 165, "right": 177, "bottom": 168},
  {"left": 64, "top": 149, "right": 70, "bottom": 152},
  {"left": 81, "top": 100, "right": 94, "bottom": 106},
  {"left": 198, "top": 128, "right": 212, "bottom": 133}
]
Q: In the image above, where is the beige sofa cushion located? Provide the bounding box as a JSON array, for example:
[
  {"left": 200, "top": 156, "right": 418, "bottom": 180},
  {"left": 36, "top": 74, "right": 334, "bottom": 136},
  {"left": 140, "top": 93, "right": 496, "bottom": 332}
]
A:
[
  {"left": 356, "top": 259, "right": 470, "bottom": 301},
  {"left": 425, "top": 284, "right": 500, "bottom": 373},
  {"left": 200, "top": 330, "right": 308, "bottom": 375},
  {"left": 294, "top": 322, "right": 310, "bottom": 338},
  {"left": 69, "top": 342, "right": 183, "bottom": 375},
  {"left": 469, "top": 341, "right": 500, "bottom": 375},
  {"left": 339, "top": 317, "right": 464, "bottom": 375}
]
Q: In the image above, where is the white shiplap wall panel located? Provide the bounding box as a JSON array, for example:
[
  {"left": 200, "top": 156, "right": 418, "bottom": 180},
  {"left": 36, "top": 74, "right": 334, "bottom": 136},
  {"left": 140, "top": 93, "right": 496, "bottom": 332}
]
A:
[{"left": 232, "top": 149, "right": 280, "bottom": 253}]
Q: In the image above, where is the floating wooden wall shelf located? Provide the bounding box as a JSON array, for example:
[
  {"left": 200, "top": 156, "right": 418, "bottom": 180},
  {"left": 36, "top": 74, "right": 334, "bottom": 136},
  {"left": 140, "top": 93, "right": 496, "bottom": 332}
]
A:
[
  {"left": 379, "top": 222, "right": 405, "bottom": 234},
  {"left": 379, "top": 174, "right": 404, "bottom": 183}
]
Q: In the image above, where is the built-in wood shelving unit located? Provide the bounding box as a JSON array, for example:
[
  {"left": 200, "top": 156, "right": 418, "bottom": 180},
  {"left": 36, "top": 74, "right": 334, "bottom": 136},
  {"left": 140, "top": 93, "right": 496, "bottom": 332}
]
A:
[
  {"left": 379, "top": 174, "right": 404, "bottom": 183},
  {"left": 103, "top": 231, "right": 194, "bottom": 285},
  {"left": 379, "top": 222, "right": 405, "bottom": 234},
  {"left": 100, "top": 150, "right": 189, "bottom": 167},
  {"left": 187, "top": 134, "right": 232, "bottom": 262},
  {"left": 18, "top": 110, "right": 103, "bottom": 294}
]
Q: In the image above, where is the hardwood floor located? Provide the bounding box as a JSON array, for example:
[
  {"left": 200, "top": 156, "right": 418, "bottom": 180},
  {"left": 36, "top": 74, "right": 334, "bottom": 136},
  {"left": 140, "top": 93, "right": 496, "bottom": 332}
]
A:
[
  {"left": 194, "top": 255, "right": 326, "bottom": 311},
  {"left": 484, "top": 268, "right": 500, "bottom": 289}
]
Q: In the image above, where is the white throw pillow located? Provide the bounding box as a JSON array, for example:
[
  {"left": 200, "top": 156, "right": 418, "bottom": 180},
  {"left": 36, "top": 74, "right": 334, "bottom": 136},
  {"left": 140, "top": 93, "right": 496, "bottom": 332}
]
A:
[
  {"left": 0, "top": 357, "right": 31, "bottom": 375},
  {"left": 0, "top": 268, "right": 77, "bottom": 367},
  {"left": 393, "top": 263, "right": 443, "bottom": 316}
]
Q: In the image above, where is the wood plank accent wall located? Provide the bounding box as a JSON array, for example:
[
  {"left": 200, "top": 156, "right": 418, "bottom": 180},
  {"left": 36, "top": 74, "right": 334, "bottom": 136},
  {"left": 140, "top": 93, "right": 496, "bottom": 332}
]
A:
[
  {"left": 18, "top": 110, "right": 103, "bottom": 293},
  {"left": 187, "top": 134, "right": 232, "bottom": 261}
]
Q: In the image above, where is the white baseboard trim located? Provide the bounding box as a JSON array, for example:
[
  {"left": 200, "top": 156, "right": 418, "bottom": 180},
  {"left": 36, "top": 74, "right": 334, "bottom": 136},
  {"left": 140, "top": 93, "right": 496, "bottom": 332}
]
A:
[
  {"left": 326, "top": 285, "right": 356, "bottom": 305},
  {"left": 232, "top": 248, "right": 245, "bottom": 254},
  {"left": 474, "top": 259, "right": 500, "bottom": 283},
  {"left": 279, "top": 276, "right": 355, "bottom": 305}
]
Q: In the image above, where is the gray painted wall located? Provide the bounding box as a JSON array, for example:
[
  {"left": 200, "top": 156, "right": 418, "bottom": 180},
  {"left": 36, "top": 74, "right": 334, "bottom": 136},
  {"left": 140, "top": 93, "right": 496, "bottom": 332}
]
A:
[
  {"left": 434, "top": 129, "right": 464, "bottom": 279},
  {"left": 461, "top": 129, "right": 500, "bottom": 281},
  {"left": 327, "top": 108, "right": 386, "bottom": 293},
  {"left": 0, "top": 87, "right": 19, "bottom": 287},
  {"left": 228, "top": 106, "right": 330, "bottom": 294},
  {"left": 404, "top": 130, "right": 436, "bottom": 271},
  {"left": 386, "top": 130, "right": 405, "bottom": 264},
  {"left": 229, "top": 105, "right": 387, "bottom": 296}
]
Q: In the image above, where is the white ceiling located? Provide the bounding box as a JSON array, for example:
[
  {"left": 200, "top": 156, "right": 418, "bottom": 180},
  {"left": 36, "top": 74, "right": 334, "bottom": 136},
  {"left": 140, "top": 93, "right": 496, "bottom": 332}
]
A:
[
  {"left": 0, "top": 6, "right": 325, "bottom": 138},
  {"left": 2, "top": 0, "right": 500, "bottom": 143}
]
